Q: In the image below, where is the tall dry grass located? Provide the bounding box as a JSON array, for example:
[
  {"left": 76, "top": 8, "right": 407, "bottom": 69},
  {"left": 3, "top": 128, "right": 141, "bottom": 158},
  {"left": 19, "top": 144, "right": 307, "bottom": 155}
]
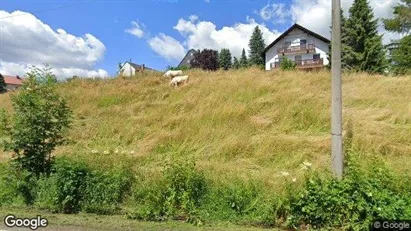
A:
[{"left": 0, "top": 68, "right": 410, "bottom": 188}]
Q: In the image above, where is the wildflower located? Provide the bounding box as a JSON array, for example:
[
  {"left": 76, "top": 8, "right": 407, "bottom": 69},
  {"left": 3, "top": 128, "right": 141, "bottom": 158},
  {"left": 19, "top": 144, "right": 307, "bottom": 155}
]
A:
[
  {"left": 130, "top": 150, "right": 135, "bottom": 154},
  {"left": 377, "top": 207, "right": 381, "bottom": 211},
  {"left": 114, "top": 149, "right": 119, "bottom": 154},
  {"left": 292, "top": 178, "right": 297, "bottom": 182},
  {"left": 121, "top": 151, "right": 125, "bottom": 154},
  {"left": 367, "top": 192, "right": 373, "bottom": 197},
  {"left": 103, "top": 150, "right": 109, "bottom": 154},
  {"left": 281, "top": 171, "right": 289, "bottom": 177},
  {"left": 91, "top": 150, "right": 98, "bottom": 154}
]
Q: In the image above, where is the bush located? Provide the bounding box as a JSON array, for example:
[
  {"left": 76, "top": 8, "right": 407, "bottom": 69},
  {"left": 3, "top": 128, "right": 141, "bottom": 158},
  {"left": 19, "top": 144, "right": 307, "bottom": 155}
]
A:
[
  {"left": 280, "top": 58, "right": 296, "bottom": 71},
  {"left": 82, "top": 168, "right": 134, "bottom": 214},
  {"left": 36, "top": 157, "right": 90, "bottom": 213},
  {"left": 1, "top": 65, "right": 71, "bottom": 177},
  {"left": 288, "top": 152, "right": 411, "bottom": 230},
  {"left": 0, "top": 162, "right": 34, "bottom": 206},
  {"left": 128, "top": 158, "right": 207, "bottom": 224}
]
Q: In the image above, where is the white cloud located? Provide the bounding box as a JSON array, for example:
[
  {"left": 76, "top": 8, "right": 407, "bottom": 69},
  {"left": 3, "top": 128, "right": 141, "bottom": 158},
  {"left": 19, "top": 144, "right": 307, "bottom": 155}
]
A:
[
  {"left": 125, "top": 21, "right": 145, "bottom": 38},
  {"left": 258, "top": 2, "right": 290, "bottom": 24},
  {"left": 148, "top": 33, "right": 186, "bottom": 61},
  {"left": 290, "top": 0, "right": 401, "bottom": 43},
  {"left": 172, "top": 16, "right": 281, "bottom": 58},
  {"left": 0, "top": 10, "right": 108, "bottom": 79},
  {"left": 204, "top": 0, "right": 210, "bottom": 3},
  {"left": 189, "top": 15, "right": 198, "bottom": 22}
]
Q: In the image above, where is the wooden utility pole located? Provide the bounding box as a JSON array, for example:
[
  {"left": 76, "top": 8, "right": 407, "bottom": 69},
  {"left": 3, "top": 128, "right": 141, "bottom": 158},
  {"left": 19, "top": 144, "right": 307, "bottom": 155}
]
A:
[{"left": 331, "top": 0, "right": 343, "bottom": 179}]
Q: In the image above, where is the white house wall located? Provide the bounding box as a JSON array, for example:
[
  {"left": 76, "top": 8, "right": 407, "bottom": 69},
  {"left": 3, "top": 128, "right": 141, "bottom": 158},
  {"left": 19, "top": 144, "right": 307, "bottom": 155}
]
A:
[
  {"left": 265, "top": 28, "right": 330, "bottom": 70},
  {"left": 120, "top": 63, "right": 136, "bottom": 77}
]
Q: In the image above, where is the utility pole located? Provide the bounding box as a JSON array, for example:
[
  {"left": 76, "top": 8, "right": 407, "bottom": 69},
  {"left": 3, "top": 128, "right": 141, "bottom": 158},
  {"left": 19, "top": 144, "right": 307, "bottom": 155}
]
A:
[{"left": 331, "top": 0, "right": 343, "bottom": 179}]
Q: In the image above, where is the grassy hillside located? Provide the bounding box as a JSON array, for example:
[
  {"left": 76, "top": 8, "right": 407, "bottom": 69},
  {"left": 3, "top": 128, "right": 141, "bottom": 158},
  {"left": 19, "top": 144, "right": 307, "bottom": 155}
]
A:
[{"left": 1, "top": 68, "right": 410, "bottom": 189}]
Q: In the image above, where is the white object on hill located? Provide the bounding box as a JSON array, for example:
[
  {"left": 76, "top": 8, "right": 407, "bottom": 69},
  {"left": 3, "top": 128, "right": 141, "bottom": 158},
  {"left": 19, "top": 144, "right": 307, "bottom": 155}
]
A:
[
  {"left": 163, "top": 70, "right": 183, "bottom": 79},
  {"left": 170, "top": 75, "right": 189, "bottom": 87}
]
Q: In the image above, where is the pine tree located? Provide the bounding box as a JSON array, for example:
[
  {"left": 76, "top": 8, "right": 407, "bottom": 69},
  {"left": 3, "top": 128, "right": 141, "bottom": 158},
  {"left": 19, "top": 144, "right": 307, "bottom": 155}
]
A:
[
  {"left": 233, "top": 57, "right": 240, "bottom": 69},
  {"left": 383, "top": 0, "right": 411, "bottom": 75},
  {"left": 248, "top": 26, "right": 266, "bottom": 66},
  {"left": 0, "top": 74, "right": 7, "bottom": 93},
  {"left": 328, "top": 9, "right": 349, "bottom": 70},
  {"left": 344, "top": 0, "right": 387, "bottom": 74},
  {"left": 239, "top": 48, "right": 249, "bottom": 68},
  {"left": 383, "top": 0, "right": 411, "bottom": 35},
  {"left": 219, "top": 48, "right": 232, "bottom": 70}
]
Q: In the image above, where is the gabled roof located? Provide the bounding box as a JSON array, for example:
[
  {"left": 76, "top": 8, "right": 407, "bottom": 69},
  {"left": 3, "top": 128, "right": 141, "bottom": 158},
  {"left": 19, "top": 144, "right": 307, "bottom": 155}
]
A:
[
  {"left": 178, "top": 49, "right": 197, "bottom": 67},
  {"left": 1, "top": 73, "right": 24, "bottom": 85},
  {"left": 121, "top": 61, "right": 157, "bottom": 72},
  {"left": 264, "top": 23, "right": 331, "bottom": 53}
]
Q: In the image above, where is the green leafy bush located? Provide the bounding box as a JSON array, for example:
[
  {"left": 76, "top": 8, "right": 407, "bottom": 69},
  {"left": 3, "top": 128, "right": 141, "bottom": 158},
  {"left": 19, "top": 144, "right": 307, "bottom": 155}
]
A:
[
  {"left": 82, "top": 168, "right": 134, "bottom": 214},
  {"left": 128, "top": 158, "right": 207, "bottom": 224},
  {"left": 288, "top": 152, "right": 411, "bottom": 230},
  {"left": 0, "top": 162, "right": 33, "bottom": 206},
  {"left": 280, "top": 57, "right": 297, "bottom": 71},
  {"left": 43, "top": 157, "right": 89, "bottom": 213},
  {"left": 1, "top": 65, "right": 71, "bottom": 177}
]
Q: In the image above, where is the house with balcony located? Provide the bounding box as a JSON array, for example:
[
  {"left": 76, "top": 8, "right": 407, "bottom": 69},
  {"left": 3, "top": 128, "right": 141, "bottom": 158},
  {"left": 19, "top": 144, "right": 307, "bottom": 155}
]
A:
[{"left": 264, "top": 23, "right": 330, "bottom": 71}]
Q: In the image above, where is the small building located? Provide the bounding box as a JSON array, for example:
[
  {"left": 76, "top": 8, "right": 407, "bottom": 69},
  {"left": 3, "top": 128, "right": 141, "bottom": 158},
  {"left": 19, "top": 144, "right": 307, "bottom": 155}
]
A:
[
  {"left": 118, "top": 61, "right": 157, "bottom": 77},
  {"left": 177, "top": 49, "right": 197, "bottom": 68},
  {"left": 264, "top": 23, "right": 330, "bottom": 71},
  {"left": 1, "top": 74, "right": 24, "bottom": 91}
]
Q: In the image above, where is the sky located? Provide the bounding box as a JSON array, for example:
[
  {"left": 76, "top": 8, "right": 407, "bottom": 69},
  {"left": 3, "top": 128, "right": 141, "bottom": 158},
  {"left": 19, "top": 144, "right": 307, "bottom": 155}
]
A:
[{"left": 0, "top": 0, "right": 402, "bottom": 79}]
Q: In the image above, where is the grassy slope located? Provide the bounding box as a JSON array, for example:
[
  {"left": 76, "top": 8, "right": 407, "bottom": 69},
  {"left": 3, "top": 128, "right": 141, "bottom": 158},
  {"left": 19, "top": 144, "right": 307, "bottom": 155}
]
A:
[{"left": 0, "top": 68, "right": 410, "bottom": 189}]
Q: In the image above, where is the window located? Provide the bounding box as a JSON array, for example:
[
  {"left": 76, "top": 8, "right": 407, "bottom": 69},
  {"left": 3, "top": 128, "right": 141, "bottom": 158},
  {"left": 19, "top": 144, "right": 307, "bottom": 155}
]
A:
[
  {"left": 300, "top": 39, "right": 307, "bottom": 45},
  {"left": 313, "top": 54, "right": 321, "bottom": 60},
  {"left": 285, "top": 41, "right": 291, "bottom": 47},
  {"left": 295, "top": 55, "right": 302, "bottom": 61}
]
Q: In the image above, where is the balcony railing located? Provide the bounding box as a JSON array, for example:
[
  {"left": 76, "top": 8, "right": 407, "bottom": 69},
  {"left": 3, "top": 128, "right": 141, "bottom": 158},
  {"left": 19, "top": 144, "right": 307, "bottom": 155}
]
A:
[
  {"left": 277, "top": 44, "right": 316, "bottom": 54},
  {"left": 271, "top": 58, "right": 324, "bottom": 69}
]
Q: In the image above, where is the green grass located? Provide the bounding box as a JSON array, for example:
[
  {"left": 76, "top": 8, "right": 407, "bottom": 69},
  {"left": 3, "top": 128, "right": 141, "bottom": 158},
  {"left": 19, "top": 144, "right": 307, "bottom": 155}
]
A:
[{"left": 0, "top": 207, "right": 278, "bottom": 231}]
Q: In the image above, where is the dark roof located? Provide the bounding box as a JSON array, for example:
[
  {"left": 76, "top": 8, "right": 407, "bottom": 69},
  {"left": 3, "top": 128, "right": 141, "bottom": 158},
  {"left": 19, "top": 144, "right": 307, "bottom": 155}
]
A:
[
  {"left": 122, "top": 61, "right": 157, "bottom": 72},
  {"left": 178, "top": 49, "right": 197, "bottom": 67},
  {"left": 264, "top": 23, "right": 331, "bottom": 53}
]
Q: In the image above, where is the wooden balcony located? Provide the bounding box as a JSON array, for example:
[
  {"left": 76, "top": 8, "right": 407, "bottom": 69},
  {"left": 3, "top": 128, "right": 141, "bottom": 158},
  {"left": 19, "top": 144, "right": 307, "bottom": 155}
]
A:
[
  {"left": 271, "top": 58, "right": 324, "bottom": 69},
  {"left": 277, "top": 44, "right": 316, "bottom": 55}
]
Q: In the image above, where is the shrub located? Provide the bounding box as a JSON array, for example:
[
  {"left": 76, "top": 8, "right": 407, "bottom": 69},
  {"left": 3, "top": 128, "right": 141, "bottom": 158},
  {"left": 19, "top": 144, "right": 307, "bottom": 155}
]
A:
[
  {"left": 280, "top": 57, "right": 296, "bottom": 71},
  {"left": 81, "top": 168, "right": 134, "bottom": 214},
  {"left": 129, "top": 158, "right": 207, "bottom": 224},
  {"left": 42, "top": 157, "right": 89, "bottom": 213},
  {"left": 0, "top": 162, "right": 33, "bottom": 206},
  {"left": 0, "top": 65, "right": 72, "bottom": 177},
  {"left": 288, "top": 152, "right": 411, "bottom": 230}
]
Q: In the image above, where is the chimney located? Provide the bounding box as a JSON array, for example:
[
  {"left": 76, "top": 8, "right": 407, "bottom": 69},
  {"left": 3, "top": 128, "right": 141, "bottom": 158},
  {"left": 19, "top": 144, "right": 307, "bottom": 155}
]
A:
[{"left": 16, "top": 75, "right": 20, "bottom": 79}]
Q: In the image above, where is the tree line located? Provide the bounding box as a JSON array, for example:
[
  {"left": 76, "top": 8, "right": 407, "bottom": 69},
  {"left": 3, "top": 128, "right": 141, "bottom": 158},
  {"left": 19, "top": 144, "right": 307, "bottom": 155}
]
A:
[
  {"left": 173, "top": 0, "right": 410, "bottom": 75},
  {"left": 176, "top": 26, "right": 266, "bottom": 71}
]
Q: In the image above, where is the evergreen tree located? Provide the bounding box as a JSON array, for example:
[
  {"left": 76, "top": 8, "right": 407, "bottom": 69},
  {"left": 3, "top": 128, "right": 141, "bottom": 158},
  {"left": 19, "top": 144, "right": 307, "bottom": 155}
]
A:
[
  {"left": 0, "top": 74, "right": 6, "bottom": 93},
  {"left": 383, "top": 0, "right": 411, "bottom": 35},
  {"left": 328, "top": 9, "right": 350, "bottom": 70},
  {"left": 248, "top": 26, "right": 266, "bottom": 66},
  {"left": 232, "top": 57, "right": 240, "bottom": 69},
  {"left": 383, "top": 0, "right": 411, "bottom": 75},
  {"left": 389, "top": 35, "right": 411, "bottom": 75},
  {"left": 239, "top": 48, "right": 249, "bottom": 68},
  {"left": 344, "top": 0, "right": 387, "bottom": 74},
  {"left": 219, "top": 48, "right": 232, "bottom": 70}
]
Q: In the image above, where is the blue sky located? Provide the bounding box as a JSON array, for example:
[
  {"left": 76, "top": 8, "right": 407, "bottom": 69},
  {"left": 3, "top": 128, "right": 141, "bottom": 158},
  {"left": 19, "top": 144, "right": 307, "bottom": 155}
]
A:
[{"left": 0, "top": 0, "right": 400, "bottom": 78}]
